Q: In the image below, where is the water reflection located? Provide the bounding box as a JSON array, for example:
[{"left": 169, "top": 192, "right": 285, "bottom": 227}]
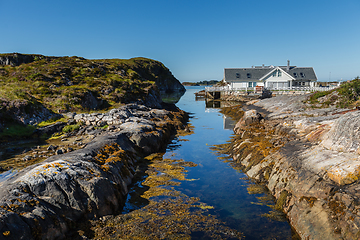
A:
[
  {"left": 166, "top": 86, "right": 296, "bottom": 239},
  {"left": 204, "top": 100, "right": 237, "bottom": 130},
  {"left": 223, "top": 116, "right": 236, "bottom": 130},
  {"left": 160, "top": 91, "right": 185, "bottom": 104},
  {"left": 0, "top": 169, "right": 17, "bottom": 185},
  {"left": 206, "top": 100, "right": 221, "bottom": 108}
]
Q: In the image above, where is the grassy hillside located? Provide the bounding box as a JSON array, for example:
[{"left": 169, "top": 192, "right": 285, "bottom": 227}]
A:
[
  {"left": 307, "top": 77, "right": 360, "bottom": 108},
  {"left": 0, "top": 55, "right": 168, "bottom": 112},
  {"left": 0, "top": 54, "right": 184, "bottom": 139}
]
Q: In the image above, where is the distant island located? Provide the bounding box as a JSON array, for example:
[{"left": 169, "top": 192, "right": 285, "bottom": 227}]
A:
[{"left": 182, "top": 80, "right": 219, "bottom": 86}]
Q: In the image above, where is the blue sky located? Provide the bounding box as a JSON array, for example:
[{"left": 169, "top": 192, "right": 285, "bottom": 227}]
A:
[{"left": 1, "top": 0, "right": 359, "bottom": 82}]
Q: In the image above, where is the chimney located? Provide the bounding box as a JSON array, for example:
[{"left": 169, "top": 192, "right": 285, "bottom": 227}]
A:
[{"left": 287, "top": 60, "right": 290, "bottom": 71}]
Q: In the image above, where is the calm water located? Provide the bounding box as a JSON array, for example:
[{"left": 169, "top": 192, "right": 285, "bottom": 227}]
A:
[{"left": 162, "top": 86, "right": 295, "bottom": 239}]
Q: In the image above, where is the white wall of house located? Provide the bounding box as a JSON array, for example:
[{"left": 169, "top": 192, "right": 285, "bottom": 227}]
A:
[
  {"left": 230, "top": 82, "right": 247, "bottom": 88},
  {"left": 262, "top": 70, "right": 293, "bottom": 88},
  {"left": 265, "top": 81, "right": 290, "bottom": 88},
  {"left": 263, "top": 74, "right": 292, "bottom": 82},
  {"left": 230, "top": 81, "right": 264, "bottom": 88}
]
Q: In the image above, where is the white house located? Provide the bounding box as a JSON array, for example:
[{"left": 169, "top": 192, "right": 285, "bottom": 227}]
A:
[{"left": 224, "top": 61, "right": 317, "bottom": 89}]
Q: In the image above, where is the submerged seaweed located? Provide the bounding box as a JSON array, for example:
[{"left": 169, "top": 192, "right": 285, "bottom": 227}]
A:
[
  {"left": 89, "top": 152, "right": 242, "bottom": 239},
  {"left": 92, "top": 196, "right": 242, "bottom": 240},
  {"left": 209, "top": 119, "right": 291, "bottom": 224}
]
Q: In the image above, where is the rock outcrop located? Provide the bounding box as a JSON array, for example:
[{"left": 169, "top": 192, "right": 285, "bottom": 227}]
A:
[
  {"left": 234, "top": 109, "right": 263, "bottom": 131},
  {"left": 0, "top": 53, "right": 188, "bottom": 239},
  {"left": 230, "top": 95, "right": 360, "bottom": 240},
  {"left": 0, "top": 53, "right": 185, "bottom": 134},
  {"left": 125, "top": 57, "right": 185, "bottom": 93},
  {"left": 0, "top": 53, "right": 49, "bottom": 66},
  {"left": 0, "top": 99, "right": 60, "bottom": 126},
  {"left": 0, "top": 103, "right": 188, "bottom": 240}
]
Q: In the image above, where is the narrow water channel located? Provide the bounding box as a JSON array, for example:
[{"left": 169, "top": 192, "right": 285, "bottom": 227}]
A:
[
  {"left": 168, "top": 86, "right": 296, "bottom": 239},
  {"left": 119, "top": 86, "right": 298, "bottom": 239}
]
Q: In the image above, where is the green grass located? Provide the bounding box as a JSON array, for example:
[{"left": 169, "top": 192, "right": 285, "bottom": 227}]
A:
[
  {"left": 307, "top": 77, "right": 360, "bottom": 108},
  {"left": 0, "top": 55, "right": 169, "bottom": 118},
  {"left": 98, "top": 125, "right": 109, "bottom": 130},
  {"left": 62, "top": 123, "right": 81, "bottom": 133},
  {"left": 308, "top": 90, "right": 332, "bottom": 104},
  {"left": 37, "top": 116, "right": 66, "bottom": 128},
  {"left": 337, "top": 77, "right": 360, "bottom": 107},
  {"left": 0, "top": 53, "right": 179, "bottom": 140}
]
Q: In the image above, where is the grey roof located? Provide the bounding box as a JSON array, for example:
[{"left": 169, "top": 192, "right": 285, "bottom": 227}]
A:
[
  {"left": 225, "top": 66, "right": 317, "bottom": 82},
  {"left": 284, "top": 67, "right": 317, "bottom": 81},
  {"left": 224, "top": 68, "right": 270, "bottom": 81}
]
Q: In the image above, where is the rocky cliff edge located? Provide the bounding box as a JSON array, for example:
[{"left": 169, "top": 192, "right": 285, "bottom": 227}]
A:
[
  {"left": 0, "top": 101, "right": 188, "bottom": 240},
  {"left": 231, "top": 95, "right": 360, "bottom": 239}
]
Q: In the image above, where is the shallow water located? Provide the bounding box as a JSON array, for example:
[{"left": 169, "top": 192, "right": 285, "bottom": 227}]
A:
[
  {"left": 161, "top": 86, "right": 296, "bottom": 239},
  {"left": 0, "top": 169, "right": 17, "bottom": 184},
  {"left": 110, "top": 86, "right": 298, "bottom": 239}
]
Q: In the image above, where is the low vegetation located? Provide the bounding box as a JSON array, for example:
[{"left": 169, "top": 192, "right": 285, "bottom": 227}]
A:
[
  {"left": 37, "top": 116, "right": 66, "bottom": 127},
  {"left": 307, "top": 77, "right": 360, "bottom": 108},
  {"left": 62, "top": 123, "right": 81, "bottom": 133},
  {"left": 0, "top": 54, "right": 164, "bottom": 114},
  {"left": 0, "top": 53, "right": 178, "bottom": 140}
]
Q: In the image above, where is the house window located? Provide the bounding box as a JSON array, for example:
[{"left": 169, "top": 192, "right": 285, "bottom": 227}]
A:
[
  {"left": 247, "top": 73, "right": 251, "bottom": 78},
  {"left": 272, "top": 70, "right": 282, "bottom": 77},
  {"left": 300, "top": 72, "right": 305, "bottom": 78},
  {"left": 248, "top": 82, "right": 252, "bottom": 87},
  {"left": 253, "top": 82, "right": 257, "bottom": 87},
  {"left": 293, "top": 72, "right": 298, "bottom": 78},
  {"left": 236, "top": 73, "right": 240, "bottom": 78}
]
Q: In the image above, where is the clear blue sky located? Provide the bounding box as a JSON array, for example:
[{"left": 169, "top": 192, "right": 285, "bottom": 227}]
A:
[{"left": 1, "top": 0, "right": 359, "bottom": 82}]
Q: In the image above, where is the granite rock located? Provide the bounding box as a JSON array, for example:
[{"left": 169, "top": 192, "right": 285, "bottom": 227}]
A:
[{"left": 231, "top": 94, "right": 360, "bottom": 239}]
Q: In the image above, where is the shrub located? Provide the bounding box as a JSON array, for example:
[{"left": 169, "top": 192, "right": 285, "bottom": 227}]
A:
[
  {"left": 337, "top": 77, "right": 360, "bottom": 104},
  {"left": 37, "top": 116, "right": 65, "bottom": 128},
  {"left": 62, "top": 123, "right": 81, "bottom": 133},
  {"left": 308, "top": 91, "right": 330, "bottom": 104}
]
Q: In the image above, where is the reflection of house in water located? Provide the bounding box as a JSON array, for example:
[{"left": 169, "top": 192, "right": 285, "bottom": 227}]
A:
[
  {"left": 205, "top": 100, "right": 236, "bottom": 130},
  {"left": 206, "top": 100, "right": 221, "bottom": 108},
  {"left": 205, "top": 100, "right": 223, "bottom": 113},
  {"left": 223, "top": 115, "right": 236, "bottom": 130},
  {"left": 205, "top": 100, "right": 241, "bottom": 109}
]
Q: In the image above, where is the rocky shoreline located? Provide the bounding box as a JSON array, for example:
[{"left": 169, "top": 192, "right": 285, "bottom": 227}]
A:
[
  {"left": 0, "top": 102, "right": 188, "bottom": 239},
  {"left": 228, "top": 95, "right": 360, "bottom": 239}
]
